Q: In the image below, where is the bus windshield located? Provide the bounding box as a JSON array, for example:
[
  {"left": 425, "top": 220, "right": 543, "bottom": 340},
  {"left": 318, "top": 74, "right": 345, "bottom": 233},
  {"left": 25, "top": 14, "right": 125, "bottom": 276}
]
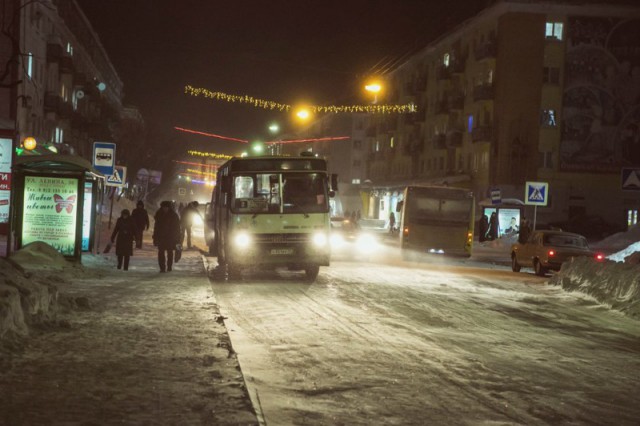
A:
[{"left": 231, "top": 172, "right": 328, "bottom": 214}]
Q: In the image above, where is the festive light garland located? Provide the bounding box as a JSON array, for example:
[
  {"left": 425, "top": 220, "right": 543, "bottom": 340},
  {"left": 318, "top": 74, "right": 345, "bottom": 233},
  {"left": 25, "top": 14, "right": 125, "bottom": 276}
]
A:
[
  {"left": 187, "top": 150, "right": 233, "bottom": 159},
  {"left": 175, "top": 126, "right": 248, "bottom": 143},
  {"left": 173, "top": 159, "right": 220, "bottom": 168},
  {"left": 266, "top": 136, "right": 350, "bottom": 145},
  {"left": 184, "top": 85, "right": 417, "bottom": 114}
]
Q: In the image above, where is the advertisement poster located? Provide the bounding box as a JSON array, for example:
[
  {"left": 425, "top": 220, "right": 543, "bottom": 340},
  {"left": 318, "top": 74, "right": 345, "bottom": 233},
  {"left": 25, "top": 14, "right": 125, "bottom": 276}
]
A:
[
  {"left": 82, "top": 182, "right": 93, "bottom": 251},
  {"left": 22, "top": 176, "right": 79, "bottom": 256},
  {"left": 0, "top": 137, "right": 12, "bottom": 224},
  {"left": 498, "top": 208, "right": 521, "bottom": 237}
]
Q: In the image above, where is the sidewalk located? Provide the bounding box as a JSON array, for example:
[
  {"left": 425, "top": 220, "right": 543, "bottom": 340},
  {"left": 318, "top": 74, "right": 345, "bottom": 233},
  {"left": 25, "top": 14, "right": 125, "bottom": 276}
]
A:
[{"left": 0, "top": 245, "right": 257, "bottom": 425}]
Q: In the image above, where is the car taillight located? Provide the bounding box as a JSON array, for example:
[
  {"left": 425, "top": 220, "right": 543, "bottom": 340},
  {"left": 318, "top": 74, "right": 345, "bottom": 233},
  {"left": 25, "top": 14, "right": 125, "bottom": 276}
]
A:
[
  {"left": 548, "top": 250, "right": 555, "bottom": 257},
  {"left": 595, "top": 253, "right": 605, "bottom": 261}
]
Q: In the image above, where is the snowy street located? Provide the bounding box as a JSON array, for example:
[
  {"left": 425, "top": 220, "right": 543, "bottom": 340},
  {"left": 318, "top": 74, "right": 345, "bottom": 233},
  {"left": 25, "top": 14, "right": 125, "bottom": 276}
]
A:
[{"left": 206, "top": 255, "right": 640, "bottom": 425}]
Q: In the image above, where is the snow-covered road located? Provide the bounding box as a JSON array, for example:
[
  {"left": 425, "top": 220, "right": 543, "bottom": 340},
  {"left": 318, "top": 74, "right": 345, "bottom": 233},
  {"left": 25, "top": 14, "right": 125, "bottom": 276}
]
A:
[{"left": 208, "top": 258, "right": 640, "bottom": 425}]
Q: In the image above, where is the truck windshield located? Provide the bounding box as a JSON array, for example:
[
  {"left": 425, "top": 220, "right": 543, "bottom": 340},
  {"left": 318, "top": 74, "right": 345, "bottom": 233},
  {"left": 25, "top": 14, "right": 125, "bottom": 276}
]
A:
[{"left": 231, "top": 172, "right": 328, "bottom": 214}]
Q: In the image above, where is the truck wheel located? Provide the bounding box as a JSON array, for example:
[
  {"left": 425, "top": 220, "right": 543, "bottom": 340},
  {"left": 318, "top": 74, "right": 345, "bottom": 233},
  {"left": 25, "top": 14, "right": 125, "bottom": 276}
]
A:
[{"left": 304, "top": 265, "right": 320, "bottom": 282}]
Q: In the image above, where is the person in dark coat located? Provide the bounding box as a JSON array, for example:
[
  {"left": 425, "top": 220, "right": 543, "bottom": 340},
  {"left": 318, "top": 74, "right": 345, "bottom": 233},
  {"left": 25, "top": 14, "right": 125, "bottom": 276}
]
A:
[
  {"left": 153, "top": 200, "right": 181, "bottom": 272},
  {"left": 487, "top": 212, "right": 499, "bottom": 240},
  {"left": 110, "top": 209, "right": 136, "bottom": 271},
  {"left": 389, "top": 212, "right": 396, "bottom": 234},
  {"left": 180, "top": 201, "right": 202, "bottom": 249},
  {"left": 478, "top": 214, "right": 489, "bottom": 242},
  {"left": 131, "top": 200, "right": 150, "bottom": 249}
]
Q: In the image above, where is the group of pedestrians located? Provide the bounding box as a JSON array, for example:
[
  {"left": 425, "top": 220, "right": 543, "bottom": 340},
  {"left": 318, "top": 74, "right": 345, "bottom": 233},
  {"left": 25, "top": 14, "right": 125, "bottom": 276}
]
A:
[{"left": 109, "top": 200, "right": 202, "bottom": 273}]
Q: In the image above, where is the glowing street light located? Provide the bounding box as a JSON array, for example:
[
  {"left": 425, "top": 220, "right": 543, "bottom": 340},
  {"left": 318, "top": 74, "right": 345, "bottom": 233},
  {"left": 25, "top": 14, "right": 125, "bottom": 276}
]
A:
[
  {"left": 365, "top": 80, "right": 383, "bottom": 104},
  {"left": 23, "top": 136, "right": 37, "bottom": 151},
  {"left": 268, "top": 123, "right": 280, "bottom": 133},
  {"left": 295, "top": 107, "right": 311, "bottom": 121}
]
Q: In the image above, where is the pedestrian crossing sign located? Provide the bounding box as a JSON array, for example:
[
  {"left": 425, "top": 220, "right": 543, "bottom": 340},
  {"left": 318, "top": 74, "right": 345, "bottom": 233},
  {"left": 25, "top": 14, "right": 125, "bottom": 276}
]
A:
[
  {"left": 106, "top": 165, "right": 127, "bottom": 188},
  {"left": 622, "top": 168, "right": 640, "bottom": 191},
  {"left": 525, "top": 181, "right": 548, "bottom": 206}
]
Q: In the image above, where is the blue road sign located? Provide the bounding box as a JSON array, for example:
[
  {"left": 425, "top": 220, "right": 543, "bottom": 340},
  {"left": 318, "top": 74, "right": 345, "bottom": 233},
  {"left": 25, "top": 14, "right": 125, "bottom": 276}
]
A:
[
  {"left": 525, "top": 181, "right": 548, "bottom": 206},
  {"left": 490, "top": 188, "right": 501, "bottom": 205},
  {"left": 93, "top": 142, "right": 116, "bottom": 177}
]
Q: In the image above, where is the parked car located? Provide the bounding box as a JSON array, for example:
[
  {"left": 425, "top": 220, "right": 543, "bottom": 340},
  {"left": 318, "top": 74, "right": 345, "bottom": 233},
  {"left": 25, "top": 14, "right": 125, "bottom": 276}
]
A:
[
  {"left": 330, "top": 217, "right": 380, "bottom": 260},
  {"left": 511, "top": 230, "right": 605, "bottom": 276}
]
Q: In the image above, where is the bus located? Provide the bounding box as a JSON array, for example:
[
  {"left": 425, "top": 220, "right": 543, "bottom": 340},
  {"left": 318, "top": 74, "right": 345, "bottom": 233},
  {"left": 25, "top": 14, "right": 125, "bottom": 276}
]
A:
[
  {"left": 397, "top": 185, "right": 474, "bottom": 258},
  {"left": 206, "top": 155, "right": 338, "bottom": 281}
]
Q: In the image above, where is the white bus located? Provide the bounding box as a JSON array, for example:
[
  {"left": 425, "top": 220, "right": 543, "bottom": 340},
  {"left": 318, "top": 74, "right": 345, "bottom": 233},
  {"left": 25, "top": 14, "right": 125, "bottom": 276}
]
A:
[
  {"left": 397, "top": 185, "right": 475, "bottom": 258},
  {"left": 206, "top": 155, "right": 338, "bottom": 281}
]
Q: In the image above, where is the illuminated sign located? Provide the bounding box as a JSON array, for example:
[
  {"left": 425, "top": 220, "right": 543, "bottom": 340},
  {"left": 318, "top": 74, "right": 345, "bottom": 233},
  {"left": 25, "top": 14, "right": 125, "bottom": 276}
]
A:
[
  {"left": 82, "top": 182, "right": 93, "bottom": 251},
  {"left": 0, "top": 137, "right": 12, "bottom": 224},
  {"left": 22, "top": 176, "right": 79, "bottom": 256}
]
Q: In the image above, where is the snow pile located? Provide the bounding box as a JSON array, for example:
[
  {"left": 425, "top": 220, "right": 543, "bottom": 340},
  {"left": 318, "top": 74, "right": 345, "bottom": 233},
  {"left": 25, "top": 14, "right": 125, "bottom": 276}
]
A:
[
  {"left": 550, "top": 257, "right": 640, "bottom": 318},
  {"left": 592, "top": 224, "right": 640, "bottom": 253},
  {"left": 0, "top": 243, "right": 68, "bottom": 340},
  {"left": 607, "top": 242, "right": 640, "bottom": 263}
]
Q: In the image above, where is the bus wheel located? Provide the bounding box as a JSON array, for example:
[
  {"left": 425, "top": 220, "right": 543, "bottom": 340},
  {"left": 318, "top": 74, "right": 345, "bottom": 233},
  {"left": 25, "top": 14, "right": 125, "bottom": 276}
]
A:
[
  {"left": 511, "top": 254, "right": 521, "bottom": 272},
  {"left": 304, "top": 265, "right": 320, "bottom": 282}
]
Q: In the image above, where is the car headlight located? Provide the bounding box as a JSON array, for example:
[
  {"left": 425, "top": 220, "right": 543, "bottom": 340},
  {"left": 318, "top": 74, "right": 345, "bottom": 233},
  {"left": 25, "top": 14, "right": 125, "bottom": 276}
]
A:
[
  {"left": 233, "top": 232, "right": 251, "bottom": 249},
  {"left": 312, "top": 232, "right": 328, "bottom": 247},
  {"left": 193, "top": 215, "right": 203, "bottom": 226}
]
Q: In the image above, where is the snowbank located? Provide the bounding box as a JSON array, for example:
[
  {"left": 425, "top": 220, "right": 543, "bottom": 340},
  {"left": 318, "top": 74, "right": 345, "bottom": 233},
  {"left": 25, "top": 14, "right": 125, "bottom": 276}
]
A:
[
  {"left": 550, "top": 257, "right": 640, "bottom": 318},
  {"left": 592, "top": 224, "right": 640, "bottom": 253},
  {"left": 607, "top": 242, "right": 640, "bottom": 264},
  {"left": 0, "top": 243, "right": 68, "bottom": 340}
]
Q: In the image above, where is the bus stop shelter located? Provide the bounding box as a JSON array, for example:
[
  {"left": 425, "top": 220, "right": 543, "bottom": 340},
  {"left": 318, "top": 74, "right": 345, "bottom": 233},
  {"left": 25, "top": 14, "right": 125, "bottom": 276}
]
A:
[{"left": 10, "top": 154, "right": 105, "bottom": 261}]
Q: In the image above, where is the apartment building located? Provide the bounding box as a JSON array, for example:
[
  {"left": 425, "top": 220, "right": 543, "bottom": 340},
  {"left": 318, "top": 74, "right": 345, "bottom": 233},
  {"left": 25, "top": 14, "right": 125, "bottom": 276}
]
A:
[
  {"left": 365, "top": 0, "right": 640, "bottom": 228},
  {"left": 1, "top": 0, "right": 125, "bottom": 159}
]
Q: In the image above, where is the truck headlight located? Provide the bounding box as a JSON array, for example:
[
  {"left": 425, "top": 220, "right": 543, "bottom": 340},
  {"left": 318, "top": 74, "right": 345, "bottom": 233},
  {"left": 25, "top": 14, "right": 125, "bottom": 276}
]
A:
[
  {"left": 312, "top": 232, "right": 328, "bottom": 247},
  {"left": 356, "top": 234, "right": 377, "bottom": 253},
  {"left": 233, "top": 232, "right": 251, "bottom": 249}
]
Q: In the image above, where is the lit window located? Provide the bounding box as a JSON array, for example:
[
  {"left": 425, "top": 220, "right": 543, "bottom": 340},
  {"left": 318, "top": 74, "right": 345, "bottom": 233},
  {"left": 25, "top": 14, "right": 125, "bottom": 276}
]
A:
[
  {"left": 443, "top": 53, "right": 450, "bottom": 67},
  {"left": 375, "top": 141, "right": 380, "bottom": 152},
  {"left": 54, "top": 127, "right": 64, "bottom": 143},
  {"left": 628, "top": 209, "right": 639, "bottom": 227},
  {"left": 390, "top": 136, "right": 394, "bottom": 148},
  {"left": 468, "top": 115, "right": 474, "bottom": 133},
  {"left": 541, "top": 110, "right": 557, "bottom": 127},
  {"left": 352, "top": 178, "right": 361, "bottom": 184},
  {"left": 27, "top": 52, "right": 33, "bottom": 79},
  {"left": 66, "top": 42, "right": 73, "bottom": 56},
  {"left": 545, "top": 22, "right": 564, "bottom": 40}
]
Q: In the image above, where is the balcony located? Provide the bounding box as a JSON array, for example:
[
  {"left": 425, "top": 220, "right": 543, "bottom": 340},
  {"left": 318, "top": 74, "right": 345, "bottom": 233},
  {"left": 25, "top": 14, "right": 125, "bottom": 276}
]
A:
[
  {"left": 44, "top": 92, "right": 61, "bottom": 112},
  {"left": 59, "top": 55, "right": 74, "bottom": 74},
  {"left": 474, "top": 40, "right": 497, "bottom": 61},
  {"left": 450, "top": 58, "right": 466, "bottom": 74},
  {"left": 448, "top": 92, "right": 465, "bottom": 110},
  {"left": 436, "top": 65, "right": 451, "bottom": 81},
  {"left": 471, "top": 126, "right": 493, "bottom": 143},
  {"left": 433, "top": 134, "right": 447, "bottom": 150},
  {"left": 473, "top": 84, "right": 494, "bottom": 102},
  {"left": 46, "top": 43, "right": 63, "bottom": 63},
  {"left": 446, "top": 130, "right": 463, "bottom": 148},
  {"left": 435, "top": 99, "right": 449, "bottom": 115}
]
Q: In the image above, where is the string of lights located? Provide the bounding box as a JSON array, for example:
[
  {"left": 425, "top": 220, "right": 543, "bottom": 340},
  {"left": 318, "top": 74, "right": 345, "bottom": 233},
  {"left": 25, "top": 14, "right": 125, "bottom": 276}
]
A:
[
  {"left": 187, "top": 150, "right": 233, "bottom": 159},
  {"left": 184, "top": 85, "right": 417, "bottom": 114}
]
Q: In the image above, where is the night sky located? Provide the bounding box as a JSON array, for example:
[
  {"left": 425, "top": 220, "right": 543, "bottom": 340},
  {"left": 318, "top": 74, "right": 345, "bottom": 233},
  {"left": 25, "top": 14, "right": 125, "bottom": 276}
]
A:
[{"left": 77, "top": 0, "right": 485, "bottom": 155}]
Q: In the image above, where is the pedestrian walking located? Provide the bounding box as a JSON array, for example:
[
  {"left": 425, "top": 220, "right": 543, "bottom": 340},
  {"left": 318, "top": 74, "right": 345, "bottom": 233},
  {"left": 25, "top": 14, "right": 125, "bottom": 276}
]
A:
[
  {"left": 131, "top": 200, "right": 150, "bottom": 249},
  {"left": 478, "top": 214, "right": 489, "bottom": 242},
  {"left": 180, "top": 201, "right": 202, "bottom": 249},
  {"left": 488, "top": 212, "right": 498, "bottom": 240},
  {"left": 153, "top": 200, "right": 181, "bottom": 272},
  {"left": 110, "top": 209, "right": 136, "bottom": 271},
  {"left": 389, "top": 212, "right": 396, "bottom": 234}
]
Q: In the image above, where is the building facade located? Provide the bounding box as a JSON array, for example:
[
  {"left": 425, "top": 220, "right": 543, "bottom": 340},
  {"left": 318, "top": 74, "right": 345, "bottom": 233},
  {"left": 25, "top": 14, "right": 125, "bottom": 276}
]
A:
[
  {"left": 364, "top": 0, "right": 640, "bottom": 229},
  {"left": 1, "top": 0, "right": 125, "bottom": 159}
]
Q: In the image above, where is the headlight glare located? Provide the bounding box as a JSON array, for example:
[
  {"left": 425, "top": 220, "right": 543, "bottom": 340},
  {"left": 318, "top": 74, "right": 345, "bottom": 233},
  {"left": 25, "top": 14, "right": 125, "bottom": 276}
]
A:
[
  {"left": 312, "top": 232, "right": 328, "bottom": 247},
  {"left": 233, "top": 232, "right": 251, "bottom": 249}
]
